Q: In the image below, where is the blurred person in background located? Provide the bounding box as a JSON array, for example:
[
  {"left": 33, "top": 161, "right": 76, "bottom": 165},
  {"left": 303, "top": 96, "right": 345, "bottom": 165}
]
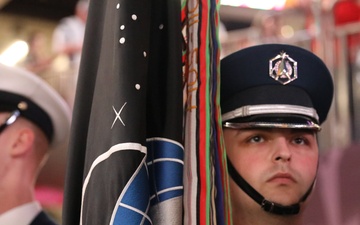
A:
[
  {"left": 0, "top": 63, "right": 71, "bottom": 225},
  {"left": 51, "top": 0, "right": 88, "bottom": 109},
  {"left": 259, "top": 14, "right": 281, "bottom": 42},
  {"left": 19, "top": 31, "right": 55, "bottom": 77}
]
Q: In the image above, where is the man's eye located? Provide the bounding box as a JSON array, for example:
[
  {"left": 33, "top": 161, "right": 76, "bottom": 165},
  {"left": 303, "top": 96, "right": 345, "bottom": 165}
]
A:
[
  {"left": 249, "top": 135, "right": 263, "bottom": 143},
  {"left": 293, "top": 137, "right": 306, "bottom": 145}
]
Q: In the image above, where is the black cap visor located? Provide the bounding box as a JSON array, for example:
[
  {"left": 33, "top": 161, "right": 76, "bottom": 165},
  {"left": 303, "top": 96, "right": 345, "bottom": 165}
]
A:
[{"left": 223, "top": 114, "right": 321, "bottom": 131}]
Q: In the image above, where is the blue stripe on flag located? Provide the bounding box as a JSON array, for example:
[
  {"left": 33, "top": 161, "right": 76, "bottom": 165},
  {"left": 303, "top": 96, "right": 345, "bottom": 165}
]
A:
[
  {"left": 113, "top": 163, "right": 151, "bottom": 225},
  {"left": 147, "top": 139, "right": 184, "bottom": 206}
]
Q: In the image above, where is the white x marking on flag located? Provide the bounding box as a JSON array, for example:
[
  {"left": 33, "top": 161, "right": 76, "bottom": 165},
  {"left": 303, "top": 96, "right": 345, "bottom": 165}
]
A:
[{"left": 111, "top": 102, "right": 127, "bottom": 128}]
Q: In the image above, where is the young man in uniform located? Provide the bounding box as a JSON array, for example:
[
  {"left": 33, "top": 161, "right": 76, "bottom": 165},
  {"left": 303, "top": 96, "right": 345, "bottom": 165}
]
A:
[
  {"left": 220, "top": 44, "right": 333, "bottom": 225},
  {"left": 0, "top": 63, "right": 71, "bottom": 225}
]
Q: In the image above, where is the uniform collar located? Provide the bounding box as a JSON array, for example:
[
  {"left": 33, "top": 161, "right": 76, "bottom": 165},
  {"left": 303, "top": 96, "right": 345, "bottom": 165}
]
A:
[{"left": 0, "top": 201, "right": 41, "bottom": 225}]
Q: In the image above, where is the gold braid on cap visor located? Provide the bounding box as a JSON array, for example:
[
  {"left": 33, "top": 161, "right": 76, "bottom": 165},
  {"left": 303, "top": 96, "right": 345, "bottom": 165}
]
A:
[{"left": 222, "top": 104, "right": 321, "bottom": 131}]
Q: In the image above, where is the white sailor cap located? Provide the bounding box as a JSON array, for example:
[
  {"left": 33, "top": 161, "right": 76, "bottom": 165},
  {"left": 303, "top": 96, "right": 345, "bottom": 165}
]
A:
[{"left": 0, "top": 63, "right": 71, "bottom": 147}]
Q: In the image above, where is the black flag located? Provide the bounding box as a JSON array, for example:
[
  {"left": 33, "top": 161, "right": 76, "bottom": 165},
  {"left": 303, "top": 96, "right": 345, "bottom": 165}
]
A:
[{"left": 62, "top": 0, "right": 183, "bottom": 224}]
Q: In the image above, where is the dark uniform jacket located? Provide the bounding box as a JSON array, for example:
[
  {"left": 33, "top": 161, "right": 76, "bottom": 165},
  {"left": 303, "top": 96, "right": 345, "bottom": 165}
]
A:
[{"left": 30, "top": 211, "right": 58, "bottom": 225}]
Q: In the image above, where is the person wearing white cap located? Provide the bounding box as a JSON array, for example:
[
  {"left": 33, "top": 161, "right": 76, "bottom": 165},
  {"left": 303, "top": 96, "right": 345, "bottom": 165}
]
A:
[
  {"left": 0, "top": 63, "right": 71, "bottom": 225},
  {"left": 220, "top": 44, "right": 334, "bottom": 225}
]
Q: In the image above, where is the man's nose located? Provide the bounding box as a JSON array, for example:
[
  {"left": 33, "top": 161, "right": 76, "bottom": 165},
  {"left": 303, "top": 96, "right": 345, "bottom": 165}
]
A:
[{"left": 273, "top": 137, "right": 292, "bottom": 162}]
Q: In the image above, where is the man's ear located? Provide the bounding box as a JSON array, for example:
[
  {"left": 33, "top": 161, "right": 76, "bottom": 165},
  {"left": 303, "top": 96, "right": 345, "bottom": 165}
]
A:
[{"left": 11, "top": 128, "right": 35, "bottom": 157}]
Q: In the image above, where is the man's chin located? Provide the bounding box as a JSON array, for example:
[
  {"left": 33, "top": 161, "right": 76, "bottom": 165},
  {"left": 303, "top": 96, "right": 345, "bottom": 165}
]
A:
[{"left": 264, "top": 192, "right": 302, "bottom": 206}]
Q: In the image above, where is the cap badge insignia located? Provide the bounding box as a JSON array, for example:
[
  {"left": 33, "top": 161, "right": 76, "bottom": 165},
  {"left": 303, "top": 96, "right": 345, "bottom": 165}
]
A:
[
  {"left": 17, "top": 101, "right": 28, "bottom": 111},
  {"left": 269, "top": 51, "right": 297, "bottom": 85}
]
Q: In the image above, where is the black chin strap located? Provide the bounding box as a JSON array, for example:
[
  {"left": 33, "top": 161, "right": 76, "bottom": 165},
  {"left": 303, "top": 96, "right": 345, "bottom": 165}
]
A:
[{"left": 227, "top": 157, "right": 314, "bottom": 215}]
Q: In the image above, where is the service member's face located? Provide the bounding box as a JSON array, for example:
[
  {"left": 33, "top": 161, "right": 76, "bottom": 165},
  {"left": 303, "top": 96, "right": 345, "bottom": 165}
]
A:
[{"left": 223, "top": 128, "right": 318, "bottom": 209}]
